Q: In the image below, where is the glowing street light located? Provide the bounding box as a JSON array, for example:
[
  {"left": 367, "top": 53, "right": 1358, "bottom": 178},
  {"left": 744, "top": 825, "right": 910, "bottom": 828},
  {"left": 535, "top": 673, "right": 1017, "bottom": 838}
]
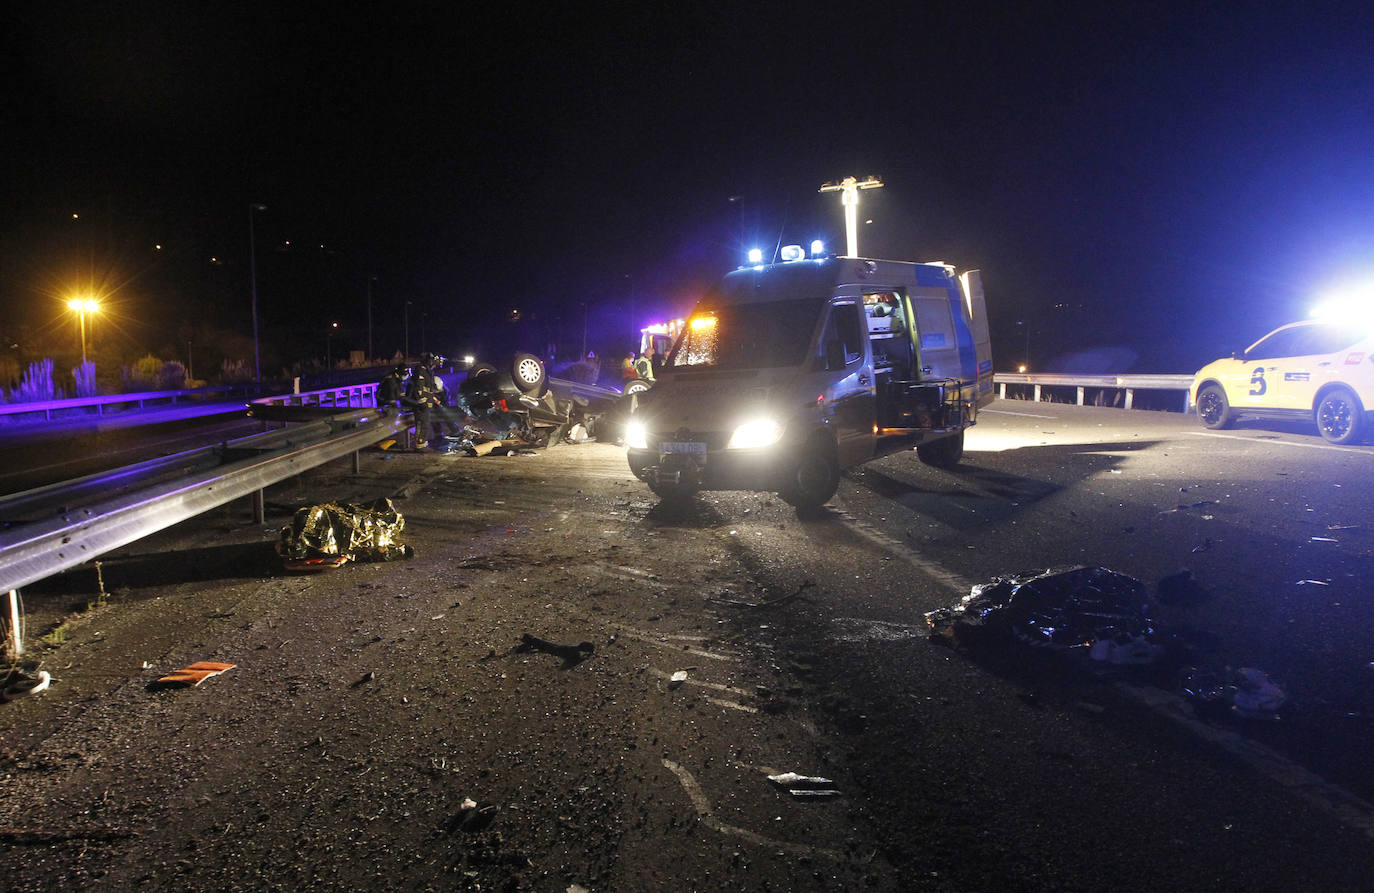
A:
[
  {"left": 819, "top": 175, "right": 883, "bottom": 257},
  {"left": 66, "top": 298, "right": 99, "bottom": 364}
]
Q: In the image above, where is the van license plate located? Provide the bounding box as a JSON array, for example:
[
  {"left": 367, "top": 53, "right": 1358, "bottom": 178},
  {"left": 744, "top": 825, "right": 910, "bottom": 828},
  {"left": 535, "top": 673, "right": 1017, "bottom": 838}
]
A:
[{"left": 662, "top": 442, "right": 706, "bottom": 455}]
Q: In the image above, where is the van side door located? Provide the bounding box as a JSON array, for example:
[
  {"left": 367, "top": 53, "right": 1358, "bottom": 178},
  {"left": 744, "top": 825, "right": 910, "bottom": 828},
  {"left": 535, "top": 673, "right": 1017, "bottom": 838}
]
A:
[{"left": 815, "top": 297, "right": 875, "bottom": 467}]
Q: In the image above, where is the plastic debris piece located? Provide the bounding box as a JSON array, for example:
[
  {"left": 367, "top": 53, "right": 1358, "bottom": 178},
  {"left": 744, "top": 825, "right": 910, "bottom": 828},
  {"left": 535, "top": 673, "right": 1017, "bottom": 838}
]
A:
[
  {"left": 767, "top": 772, "right": 834, "bottom": 788},
  {"left": 1296, "top": 579, "right": 1331, "bottom": 586},
  {"left": 1309, "top": 536, "right": 1339, "bottom": 543},
  {"left": 669, "top": 670, "right": 688, "bottom": 689},
  {"left": 277, "top": 497, "right": 414, "bottom": 567},
  {"left": 2, "top": 670, "right": 52, "bottom": 701},
  {"left": 156, "top": 661, "right": 235, "bottom": 687},
  {"left": 767, "top": 771, "right": 841, "bottom": 798},
  {"left": 1089, "top": 634, "right": 1160, "bottom": 664}
]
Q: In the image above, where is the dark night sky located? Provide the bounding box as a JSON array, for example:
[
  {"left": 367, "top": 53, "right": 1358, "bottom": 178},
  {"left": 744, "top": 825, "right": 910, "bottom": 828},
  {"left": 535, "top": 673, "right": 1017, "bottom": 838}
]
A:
[{"left": 4, "top": 1, "right": 1374, "bottom": 374}]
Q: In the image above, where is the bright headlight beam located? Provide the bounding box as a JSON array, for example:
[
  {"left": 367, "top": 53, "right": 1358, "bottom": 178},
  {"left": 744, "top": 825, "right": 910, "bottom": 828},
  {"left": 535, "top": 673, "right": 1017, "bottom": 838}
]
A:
[
  {"left": 626, "top": 421, "right": 648, "bottom": 450},
  {"left": 726, "top": 419, "right": 782, "bottom": 450}
]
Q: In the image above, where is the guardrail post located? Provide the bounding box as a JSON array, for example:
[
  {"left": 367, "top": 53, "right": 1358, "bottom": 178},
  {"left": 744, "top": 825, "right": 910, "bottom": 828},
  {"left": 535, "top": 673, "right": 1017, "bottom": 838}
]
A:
[
  {"left": 252, "top": 489, "right": 265, "bottom": 525},
  {"left": 999, "top": 382, "right": 1006, "bottom": 399},
  {"left": 353, "top": 450, "right": 361, "bottom": 474},
  {"left": 1124, "top": 388, "right": 1134, "bottom": 410},
  {"left": 6, "top": 589, "right": 21, "bottom": 659},
  {"left": 1033, "top": 384, "right": 1042, "bottom": 402},
  {"left": 1076, "top": 386, "right": 1084, "bottom": 406}
]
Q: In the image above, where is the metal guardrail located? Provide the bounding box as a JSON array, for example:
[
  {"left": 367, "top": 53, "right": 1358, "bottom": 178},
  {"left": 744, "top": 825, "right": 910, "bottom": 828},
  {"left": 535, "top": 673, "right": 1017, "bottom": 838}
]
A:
[
  {"left": 0, "top": 386, "right": 240, "bottom": 422},
  {"left": 253, "top": 382, "right": 380, "bottom": 409},
  {"left": 0, "top": 407, "right": 408, "bottom": 598},
  {"left": 993, "top": 372, "right": 1195, "bottom": 411}
]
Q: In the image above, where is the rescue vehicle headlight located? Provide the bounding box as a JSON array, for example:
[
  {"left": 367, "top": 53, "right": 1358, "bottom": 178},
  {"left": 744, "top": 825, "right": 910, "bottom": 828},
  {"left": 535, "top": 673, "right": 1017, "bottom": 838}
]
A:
[
  {"left": 747, "top": 247, "right": 764, "bottom": 265},
  {"left": 810, "top": 240, "right": 825, "bottom": 257},
  {"left": 625, "top": 421, "right": 648, "bottom": 451},
  {"left": 780, "top": 244, "right": 805, "bottom": 262},
  {"left": 726, "top": 418, "right": 782, "bottom": 450}
]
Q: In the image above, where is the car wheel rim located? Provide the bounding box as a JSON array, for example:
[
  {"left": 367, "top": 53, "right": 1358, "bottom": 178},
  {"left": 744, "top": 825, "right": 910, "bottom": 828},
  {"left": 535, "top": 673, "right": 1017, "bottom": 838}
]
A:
[
  {"left": 1199, "top": 392, "right": 1221, "bottom": 424},
  {"left": 1319, "top": 399, "right": 1351, "bottom": 439},
  {"left": 516, "top": 358, "right": 542, "bottom": 384}
]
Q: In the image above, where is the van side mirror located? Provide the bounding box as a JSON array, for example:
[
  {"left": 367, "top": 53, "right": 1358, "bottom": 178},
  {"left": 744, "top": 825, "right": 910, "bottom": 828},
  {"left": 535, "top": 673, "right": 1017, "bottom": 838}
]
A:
[{"left": 824, "top": 340, "right": 847, "bottom": 371}]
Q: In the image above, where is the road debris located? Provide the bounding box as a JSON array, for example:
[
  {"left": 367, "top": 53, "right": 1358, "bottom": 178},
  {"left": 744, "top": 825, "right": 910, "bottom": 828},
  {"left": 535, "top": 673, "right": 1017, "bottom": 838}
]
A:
[
  {"left": 1180, "top": 665, "right": 1287, "bottom": 719},
  {"left": 277, "top": 497, "right": 414, "bottom": 570},
  {"left": 516, "top": 633, "right": 595, "bottom": 666},
  {"left": 154, "top": 661, "right": 235, "bottom": 687},
  {"left": 2, "top": 669, "right": 52, "bottom": 702},
  {"left": 767, "top": 771, "right": 841, "bottom": 798},
  {"left": 925, "top": 566, "right": 1156, "bottom": 658},
  {"left": 668, "top": 670, "right": 688, "bottom": 689}
]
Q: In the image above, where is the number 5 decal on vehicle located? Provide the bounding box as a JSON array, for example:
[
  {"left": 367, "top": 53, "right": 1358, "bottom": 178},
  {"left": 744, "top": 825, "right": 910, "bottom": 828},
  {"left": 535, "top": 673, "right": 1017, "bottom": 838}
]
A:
[{"left": 1249, "top": 366, "right": 1266, "bottom": 396}]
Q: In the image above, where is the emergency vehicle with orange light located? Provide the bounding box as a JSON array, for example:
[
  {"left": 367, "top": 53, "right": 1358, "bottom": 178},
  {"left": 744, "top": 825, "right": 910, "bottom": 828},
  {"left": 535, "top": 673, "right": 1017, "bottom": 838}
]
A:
[{"left": 625, "top": 246, "right": 994, "bottom": 510}]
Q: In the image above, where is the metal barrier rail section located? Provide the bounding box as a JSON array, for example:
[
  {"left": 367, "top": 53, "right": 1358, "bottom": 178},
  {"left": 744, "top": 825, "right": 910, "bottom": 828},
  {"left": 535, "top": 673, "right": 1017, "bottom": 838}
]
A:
[
  {"left": 0, "top": 386, "right": 241, "bottom": 422},
  {"left": 0, "top": 407, "right": 408, "bottom": 599},
  {"left": 993, "top": 372, "right": 1196, "bottom": 411}
]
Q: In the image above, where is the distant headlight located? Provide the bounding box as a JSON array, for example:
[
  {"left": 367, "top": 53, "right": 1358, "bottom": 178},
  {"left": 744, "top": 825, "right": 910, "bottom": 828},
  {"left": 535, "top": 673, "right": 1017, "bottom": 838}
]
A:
[
  {"left": 626, "top": 420, "right": 648, "bottom": 450},
  {"left": 726, "top": 419, "right": 782, "bottom": 450}
]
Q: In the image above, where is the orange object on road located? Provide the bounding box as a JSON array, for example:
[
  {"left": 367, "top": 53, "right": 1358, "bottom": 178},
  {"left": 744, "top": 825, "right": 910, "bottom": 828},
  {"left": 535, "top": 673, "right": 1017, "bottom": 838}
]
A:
[{"left": 157, "top": 661, "right": 236, "bottom": 686}]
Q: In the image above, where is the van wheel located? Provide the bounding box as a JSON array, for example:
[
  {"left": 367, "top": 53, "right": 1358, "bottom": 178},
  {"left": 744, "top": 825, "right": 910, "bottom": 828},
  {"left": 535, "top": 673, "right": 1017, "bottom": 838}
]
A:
[
  {"left": 780, "top": 439, "right": 840, "bottom": 511},
  {"left": 510, "top": 352, "right": 547, "bottom": 394},
  {"left": 1316, "top": 387, "right": 1365, "bottom": 444},
  {"left": 1196, "top": 384, "right": 1232, "bottom": 429},
  {"left": 917, "top": 430, "right": 964, "bottom": 469}
]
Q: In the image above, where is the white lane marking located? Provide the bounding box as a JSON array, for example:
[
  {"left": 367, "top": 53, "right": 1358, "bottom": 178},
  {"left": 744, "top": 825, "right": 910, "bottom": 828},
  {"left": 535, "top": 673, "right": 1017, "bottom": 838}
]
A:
[
  {"left": 649, "top": 667, "right": 753, "bottom": 697},
  {"left": 833, "top": 496, "right": 1374, "bottom": 841},
  {"left": 982, "top": 408, "right": 1060, "bottom": 419},
  {"left": 614, "top": 627, "right": 738, "bottom": 661},
  {"left": 1187, "top": 431, "right": 1373, "bottom": 455},
  {"left": 661, "top": 759, "right": 842, "bottom": 859}
]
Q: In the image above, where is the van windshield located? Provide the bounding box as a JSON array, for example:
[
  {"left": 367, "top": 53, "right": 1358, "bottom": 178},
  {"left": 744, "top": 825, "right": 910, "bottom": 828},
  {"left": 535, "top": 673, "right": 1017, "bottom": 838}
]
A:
[{"left": 668, "top": 298, "right": 825, "bottom": 370}]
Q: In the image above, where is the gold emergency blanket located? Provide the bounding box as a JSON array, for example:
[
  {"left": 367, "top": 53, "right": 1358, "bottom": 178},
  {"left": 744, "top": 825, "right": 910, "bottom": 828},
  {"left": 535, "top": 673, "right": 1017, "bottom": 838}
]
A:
[{"left": 277, "top": 497, "right": 413, "bottom": 563}]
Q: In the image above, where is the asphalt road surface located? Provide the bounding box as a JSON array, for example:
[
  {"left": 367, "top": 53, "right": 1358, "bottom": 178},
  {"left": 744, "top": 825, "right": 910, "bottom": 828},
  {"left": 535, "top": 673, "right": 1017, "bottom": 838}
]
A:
[{"left": 2, "top": 400, "right": 1373, "bottom": 891}]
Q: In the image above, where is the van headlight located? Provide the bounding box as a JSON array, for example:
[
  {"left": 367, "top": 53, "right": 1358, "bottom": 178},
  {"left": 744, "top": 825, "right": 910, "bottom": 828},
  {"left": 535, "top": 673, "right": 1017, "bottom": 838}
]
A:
[
  {"left": 726, "top": 418, "right": 782, "bottom": 449},
  {"left": 625, "top": 420, "right": 649, "bottom": 450}
]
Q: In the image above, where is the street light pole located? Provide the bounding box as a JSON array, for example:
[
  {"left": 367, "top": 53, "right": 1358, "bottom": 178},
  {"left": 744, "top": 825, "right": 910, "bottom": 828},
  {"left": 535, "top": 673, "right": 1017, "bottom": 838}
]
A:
[
  {"left": 67, "top": 298, "right": 98, "bottom": 364},
  {"left": 248, "top": 203, "right": 267, "bottom": 382},
  {"left": 326, "top": 322, "right": 338, "bottom": 369},
  {"left": 404, "top": 300, "right": 412, "bottom": 359},
  {"left": 819, "top": 175, "right": 883, "bottom": 257},
  {"left": 366, "top": 276, "right": 375, "bottom": 364}
]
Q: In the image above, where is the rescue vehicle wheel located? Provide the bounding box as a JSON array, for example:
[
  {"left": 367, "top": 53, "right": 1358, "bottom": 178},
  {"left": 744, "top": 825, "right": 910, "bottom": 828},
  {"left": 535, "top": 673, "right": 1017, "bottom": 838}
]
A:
[
  {"left": 780, "top": 439, "right": 840, "bottom": 511},
  {"left": 917, "top": 430, "right": 965, "bottom": 469},
  {"left": 624, "top": 379, "right": 652, "bottom": 395},
  {"left": 1196, "top": 384, "right": 1233, "bottom": 429},
  {"left": 1316, "top": 386, "right": 1365, "bottom": 444}
]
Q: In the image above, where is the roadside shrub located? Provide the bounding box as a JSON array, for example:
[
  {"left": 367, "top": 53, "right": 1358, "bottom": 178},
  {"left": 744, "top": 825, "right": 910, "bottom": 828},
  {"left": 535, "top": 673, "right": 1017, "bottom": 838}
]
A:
[
  {"left": 219, "top": 358, "right": 252, "bottom": 383},
  {"left": 155, "top": 361, "right": 187, "bottom": 390},
  {"left": 14, "top": 358, "right": 59, "bottom": 402},
  {"left": 73, "top": 360, "right": 98, "bottom": 398}
]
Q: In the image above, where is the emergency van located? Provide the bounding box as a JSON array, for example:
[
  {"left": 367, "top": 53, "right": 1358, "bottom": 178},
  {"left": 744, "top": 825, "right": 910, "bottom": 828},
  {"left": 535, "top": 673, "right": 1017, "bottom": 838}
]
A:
[{"left": 625, "top": 250, "right": 994, "bottom": 510}]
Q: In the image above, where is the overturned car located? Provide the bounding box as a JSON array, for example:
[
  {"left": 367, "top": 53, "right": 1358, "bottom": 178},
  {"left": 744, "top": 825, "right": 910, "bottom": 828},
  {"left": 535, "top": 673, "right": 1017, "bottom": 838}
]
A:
[{"left": 449, "top": 352, "right": 627, "bottom": 447}]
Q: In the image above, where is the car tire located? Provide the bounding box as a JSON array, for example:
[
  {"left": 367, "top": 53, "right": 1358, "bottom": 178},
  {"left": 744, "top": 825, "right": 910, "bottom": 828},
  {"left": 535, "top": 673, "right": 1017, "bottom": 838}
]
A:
[
  {"left": 1316, "top": 386, "right": 1365, "bottom": 444},
  {"left": 779, "top": 437, "right": 840, "bottom": 511},
  {"left": 510, "top": 352, "right": 547, "bottom": 394},
  {"left": 917, "top": 430, "right": 965, "bottom": 469},
  {"left": 624, "top": 379, "right": 653, "bottom": 395},
  {"left": 1196, "top": 383, "right": 1233, "bottom": 429}
]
